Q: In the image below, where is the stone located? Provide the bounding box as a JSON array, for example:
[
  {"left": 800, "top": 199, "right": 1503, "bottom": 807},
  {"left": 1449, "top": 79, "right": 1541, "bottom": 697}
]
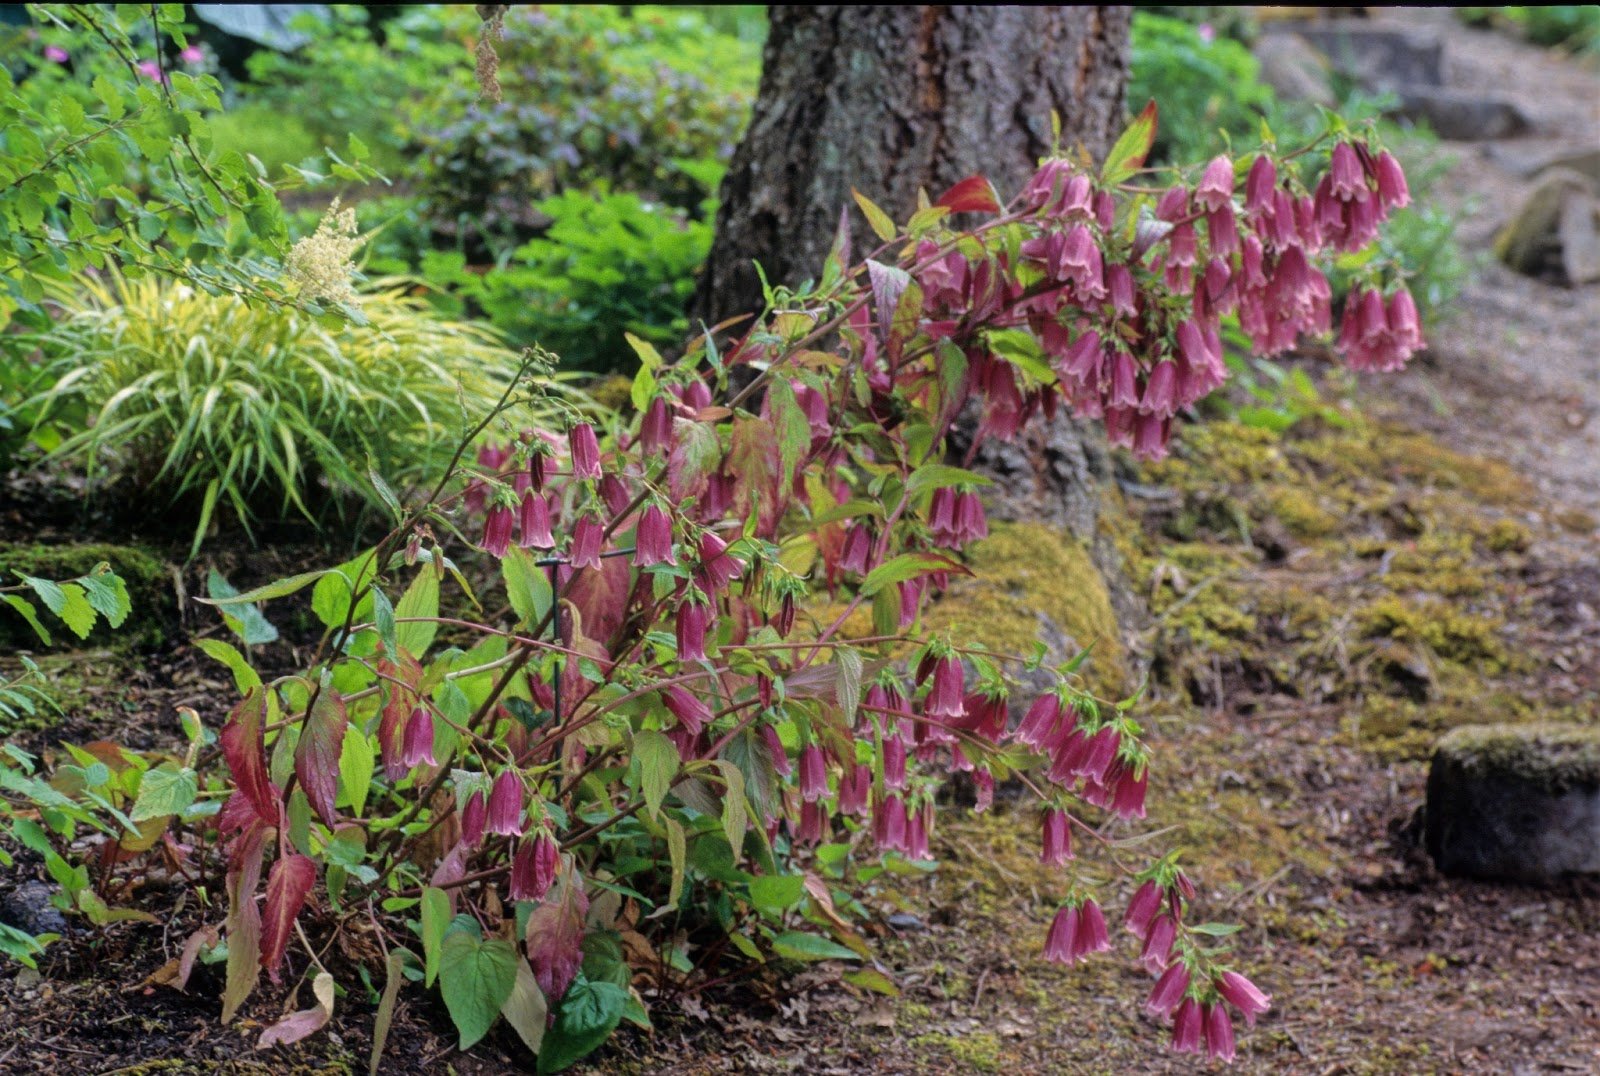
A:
[
  {"left": 1556, "top": 187, "right": 1600, "bottom": 285},
  {"left": 1425, "top": 722, "right": 1600, "bottom": 884},
  {"left": 1495, "top": 168, "right": 1598, "bottom": 284},
  {"left": 1265, "top": 22, "right": 1443, "bottom": 93},
  {"left": 1391, "top": 87, "right": 1533, "bottom": 141},
  {"left": 1494, "top": 146, "right": 1600, "bottom": 186},
  {"left": 1253, "top": 32, "right": 1336, "bottom": 108},
  {"left": 0, "top": 880, "right": 68, "bottom": 937}
]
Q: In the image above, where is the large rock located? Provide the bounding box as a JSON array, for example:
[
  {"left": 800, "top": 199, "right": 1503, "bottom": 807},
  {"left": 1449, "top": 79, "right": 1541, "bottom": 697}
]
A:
[
  {"left": 1253, "top": 32, "right": 1337, "bottom": 108},
  {"left": 1264, "top": 23, "right": 1443, "bottom": 92},
  {"left": 1495, "top": 168, "right": 1600, "bottom": 285},
  {"left": 1426, "top": 723, "right": 1600, "bottom": 883},
  {"left": 1391, "top": 87, "right": 1533, "bottom": 141}
]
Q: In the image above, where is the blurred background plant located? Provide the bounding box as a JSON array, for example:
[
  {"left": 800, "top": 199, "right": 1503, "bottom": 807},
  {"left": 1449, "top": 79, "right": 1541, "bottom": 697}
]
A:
[
  {"left": 17, "top": 271, "right": 552, "bottom": 554},
  {"left": 1457, "top": 6, "right": 1600, "bottom": 53}
]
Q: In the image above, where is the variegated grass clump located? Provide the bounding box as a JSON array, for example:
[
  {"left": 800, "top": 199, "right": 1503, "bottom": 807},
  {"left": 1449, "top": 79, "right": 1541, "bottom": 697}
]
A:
[{"left": 22, "top": 270, "right": 570, "bottom": 552}]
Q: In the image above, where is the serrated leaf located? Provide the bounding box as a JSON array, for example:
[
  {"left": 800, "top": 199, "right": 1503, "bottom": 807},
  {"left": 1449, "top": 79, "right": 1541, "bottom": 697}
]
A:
[
  {"left": 130, "top": 763, "right": 197, "bottom": 821},
  {"left": 394, "top": 568, "right": 439, "bottom": 657},
  {"left": 748, "top": 873, "right": 805, "bottom": 915},
  {"left": 502, "top": 547, "right": 553, "bottom": 629},
  {"left": 834, "top": 648, "right": 862, "bottom": 725},
  {"left": 79, "top": 569, "right": 131, "bottom": 628},
  {"left": 23, "top": 577, "right": 95, "bottom": 638},
  {"left": 260, "top": 853, "right": 316, "bottom": 979},
  {"left": 439, "top": 933, "right": 519, "bottom": 1050},
  {"left": 632, "top": 730, "right": 679, "bottom": 819},
  {"left": 295, "top": 687, "right": 347, "bottom": 827},
  {"left": 339, "top": 725, "right": 375, "bottom": 817}
]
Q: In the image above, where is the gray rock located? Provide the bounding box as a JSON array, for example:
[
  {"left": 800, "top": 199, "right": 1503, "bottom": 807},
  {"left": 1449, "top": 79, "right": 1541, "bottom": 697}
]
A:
[
  {"left": 1254, "top": 32, "right": 1337, "bottom": 108},
  {"left": 1557, "top": 186, "right": 1600, "bottom": 285},
  {"left": 1425, "top": 722, "right": 1600, "bottom": 884},
  {"left": 1391, "top": 87, "right": 1534, "bottom": 140},
  {"left": 1496, "top": 168, "right": 1598, "bottom": 284},
  {"left": 1495, "top": 146, "right": 1600, "bottom": 185},
  {"left": 1265, "top": 23, "right": 1443, "bottom": 93},
  {"left": 0, "top": 880, "right": 67, "bottom": 937}
]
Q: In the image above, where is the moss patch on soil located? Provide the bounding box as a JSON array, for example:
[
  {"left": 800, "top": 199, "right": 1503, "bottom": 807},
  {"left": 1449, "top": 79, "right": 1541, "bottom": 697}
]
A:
[{"left": 0, "top": 542, "right": 176, "bottom": 651}]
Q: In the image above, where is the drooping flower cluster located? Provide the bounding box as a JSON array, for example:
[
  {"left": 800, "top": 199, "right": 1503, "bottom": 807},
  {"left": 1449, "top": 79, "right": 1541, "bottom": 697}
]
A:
[{"left": 302, "top": 121, "right": 1416, "bottom": 1063}]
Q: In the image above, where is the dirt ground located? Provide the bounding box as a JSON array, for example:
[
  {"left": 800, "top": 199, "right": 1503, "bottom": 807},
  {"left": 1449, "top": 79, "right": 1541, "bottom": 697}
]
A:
[{"left": 2, "top": 10, "right": 1597, "bottom": 1076}]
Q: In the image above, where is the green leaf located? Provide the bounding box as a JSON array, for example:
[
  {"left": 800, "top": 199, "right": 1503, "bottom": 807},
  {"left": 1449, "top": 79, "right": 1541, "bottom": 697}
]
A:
[
  {"left": 194, "top": 638, "right": 263, "bottom": 693},
  {"left": 860, "top": 553, "right": 962, "bottom": 597},
  {"left": 369, "top": 950, "right": 405, "bottom": 1076},
  {"left": 852, "top": 188, "right": 897, "bottom": 242},
  {"left": 394, "top": 568, "right": 440, "bottom": 657},
  {"left": 905, "top": 464, "right": 992, "bottom": 495},
  {"left": 371, "top": 587, "right": 398, "bottom": 659},
  {"left": 207, "top": 570, "right": 279, "bottom": 646},
  {"left": 843, "top": 968, "right": 899, "bottom": 995},
  {"left": 2, "top": 596, "right": 52, "bottom": 646},
  {"left": 420, "top": 887, "right": 451, "bottom": 988},
  {"left": 626, "top": 333, "right": 661, "bottom": 411},
  {"left": 632, "top": 730, "right": 679, "bottom": 819},
  {"left": 130, "top": 763, "right": 197, "bottom": 821},
  {"left": 771, "top": 931, "right": 860, "bottom": 962},
  {"left": 23, "top": 577, "right": 96, "bottom": 639},
  {"left": 1103, "top": 99, "right": 1159, "bottom": 185},
  {"left": 199, "top": 568, "right": 334, "bottom": 607},
  {"left": 339, "top": 726, "right": 375, "bottom": 818},
  {"left": 310, "top": 551, "right": 378, "bottom": 629},
  {"left": 664, "top": 816, "right": 686, "bottom": 907},
  {"left": 537, "top": 978, "right": 628, "bottom": 1074},
  {"left": 1188, "top": 922, "right": 1243, "bottom": 938},
  {"left": 500, "top": 957, "right": 548, "bottom": 1057},
  {"left": 438, "top": 933, "right": 519, "bottom": 1050},
  {"left": 748, "top": 873, "right": 804, "bottom": 916},
  {"left": 834, "top": 648, "right": 862, "bottom": 725},
  {"left": 79, "top": 569, "right": 131, "bottom": 628},
  {"left": 714, "top": 760, "right": 748, "bottom": 860},
  {"left": 502, "top": 547, "right": 553, "bottom": 628}
]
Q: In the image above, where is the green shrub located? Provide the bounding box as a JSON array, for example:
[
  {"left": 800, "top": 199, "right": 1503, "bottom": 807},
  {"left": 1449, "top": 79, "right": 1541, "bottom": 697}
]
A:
[
  {"left": 421, "top": 190, "right": 713, "bottom": 371},
  {"left": 18, "top": 271, "right": 559, "bottom": 552},
  {"left": 407, "top": 5, "right": 757, "bottom": 258},
  {"left": 1129, "top": 13, "right": 1278, "bottom": 165},
  {"left": 1458, "top": 7, "right": 1599, "bottom": 51}
]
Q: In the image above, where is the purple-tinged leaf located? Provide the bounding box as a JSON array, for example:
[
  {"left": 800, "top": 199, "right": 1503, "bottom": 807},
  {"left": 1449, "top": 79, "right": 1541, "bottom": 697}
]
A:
[
  {"left": 220, "top": 687, "right": 278, "bottom": 826},
  {"left": 295, "top": 687, "right": 347, "bottom": 827},
  {"left": 260, "top": 853, "right": 316, "bottom": 981}
]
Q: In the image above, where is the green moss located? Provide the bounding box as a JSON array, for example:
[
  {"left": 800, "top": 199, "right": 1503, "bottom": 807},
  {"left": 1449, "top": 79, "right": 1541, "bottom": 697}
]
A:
[
  {"left": 1357, "top": 596, "right": 1504, "bottom": 669},
  {"left": 1434, "top": 721, "right": 1600, "bottom": 791},
  {"left": 0, "top": 542, "right": 175, "bottom": 651},
  {"left": 911, "top": 1031, "right": 1004, "bottom": 1072},
  {"left": 921, "top": 522, "right": 1126, "bottom": 696},
  {"left": 1267, "top": 487, "right": 1340, "bottom": 539}
]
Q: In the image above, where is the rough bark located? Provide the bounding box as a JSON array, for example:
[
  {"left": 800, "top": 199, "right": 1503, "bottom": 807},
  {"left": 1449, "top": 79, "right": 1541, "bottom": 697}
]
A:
[{"left": 697, "top": 5, "right": 1141, "bottom": 640}]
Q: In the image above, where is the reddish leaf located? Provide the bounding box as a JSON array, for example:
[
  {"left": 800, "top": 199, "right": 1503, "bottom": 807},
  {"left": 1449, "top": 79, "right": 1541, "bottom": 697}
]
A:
[
  {"left": 1103, "top": 99, "right": 1158, "bottom": 185},
  {"left": 259, "top": 971, "right": 334, "bottom": 1047},
  {"left": 260, "top": 853, "right": 316, "bottom": 981},
  {"left": 174, "top": 924, "right": 219, "bottom": 992},
  {"left": 935, "top": 174, "right": 1001, "bottom": 214},
  {"left": 564, "top": 555, "right": 631, "bottom": 646},
  {"left": 728, "top": 417, "right": 783, "bottom": 537},
  {"left": 295, "top": 687, "right": 347, "bottom": 827},
  {"left": 221, "top": 822, "right": 266, "bottom": 1023},
  {"left": 220, "top": 687, "right": 278, "bottom": 826},
  {"left": 525, "top": 865, "right": 589, "bottom": 1002}
]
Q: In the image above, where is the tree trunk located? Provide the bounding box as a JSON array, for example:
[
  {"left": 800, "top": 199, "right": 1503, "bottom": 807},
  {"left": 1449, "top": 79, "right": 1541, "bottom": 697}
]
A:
[{"left": 697, "top": 5, "right": 1141, "bottom": 630}]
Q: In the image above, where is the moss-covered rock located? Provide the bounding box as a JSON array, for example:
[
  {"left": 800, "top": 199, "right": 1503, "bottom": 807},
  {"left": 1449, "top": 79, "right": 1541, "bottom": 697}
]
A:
[
  {"left": 1426, "top": 722, "right": 1600, "bottom": 882},
  {"left": 0, "top": 542, "right": 176, "bottom": 651},
  {"left": 920, "top": 521, "right": 1127, "bottom": 696}
]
